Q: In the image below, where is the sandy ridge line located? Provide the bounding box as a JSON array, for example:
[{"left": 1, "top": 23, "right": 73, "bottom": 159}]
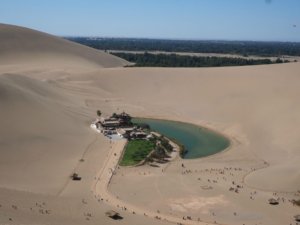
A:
[
  {"left": 91, "top": 140, "right": 227, "bottom": 225},
  {"left": 242, "top": 160, "right": 297, "bottom": 194},
  {"left": 240, "top": 142, "right": 295, "bottom": 194}
]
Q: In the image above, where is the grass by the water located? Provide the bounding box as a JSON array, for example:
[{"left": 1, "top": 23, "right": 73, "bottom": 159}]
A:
[{"left": 120, "top": 140, "right": 155, "bottom": 166}]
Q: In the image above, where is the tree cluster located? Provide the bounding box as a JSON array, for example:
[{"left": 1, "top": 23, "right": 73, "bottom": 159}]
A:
[
  {"left": 112, "top": 52, "right": 279, "bottom": 67},
  {"left": 66, "top": 37, "right": 300, "bottom": 57}
]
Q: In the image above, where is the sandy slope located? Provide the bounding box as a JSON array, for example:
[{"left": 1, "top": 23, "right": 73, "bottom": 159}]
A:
[
  {"left": 0, "top": 23, "right": 128, "bottom": 69},
  {"left": 0, "top": 22, "right": 128, "bottom": 195},
  {"left": 1, "top": 24, "right": 300, "bottom": 225},
  {"left": 0, "top": 73, "right": 92, "bottom": 194}
]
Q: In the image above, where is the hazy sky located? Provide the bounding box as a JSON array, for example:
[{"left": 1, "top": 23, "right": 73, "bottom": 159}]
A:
[{"left": 0, "top": 0, "right": 299, "bottom": 41}]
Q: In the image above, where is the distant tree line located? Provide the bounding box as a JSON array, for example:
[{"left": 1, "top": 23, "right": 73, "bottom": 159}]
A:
[
  {"left": 111, "top": 52, "right": 287, "bottom": 67},
  {"left": 66, "top": 37, "right": 300, "bottom": 57}
]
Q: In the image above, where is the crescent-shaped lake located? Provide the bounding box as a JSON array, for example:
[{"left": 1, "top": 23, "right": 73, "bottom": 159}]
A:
[{"left": 133, "top": 118, "right": 230, "bottom": 159}]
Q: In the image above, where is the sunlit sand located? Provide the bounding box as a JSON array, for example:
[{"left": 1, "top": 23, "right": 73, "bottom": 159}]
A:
[{"left": 1, "top": 24, "right": 300, "bottom": 225}]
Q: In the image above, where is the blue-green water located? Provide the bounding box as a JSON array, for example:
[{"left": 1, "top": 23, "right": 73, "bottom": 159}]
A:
[{"left": 133, "top": 118, "right": 230, "bottom": 159}]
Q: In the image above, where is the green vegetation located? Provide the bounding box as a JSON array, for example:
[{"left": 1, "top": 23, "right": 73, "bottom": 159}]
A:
[
  {"left": 119, "top": 133, "right": 177, "bottom": 166},
  {"left": 120, "top": 140, "right": 155, "bottom": 166},
  {"left": 66, "top": 37, "right": 300, "bottom": 57},
  {"left": 111, "top": 52, "right": 284, "bottom": 67},
  {"left": 147, "top": 135, "right": 173, "bottom": 160},
  {"left": 133, "top": 120, "right": 187, "bottom": 158}
]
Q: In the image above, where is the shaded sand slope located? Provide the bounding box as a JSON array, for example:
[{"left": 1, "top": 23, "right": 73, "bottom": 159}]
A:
[
  {"left": 0, "top": 23, "right": 128, "bottom": 69},
  {"left": 0, "top": 73, "right": 95, "bottom": 194},
  {"left": 0, "top": 23, "right": 129, "bottom": 200},
  {"left": 0, "top": 23, "right": 128, "bottom": 195}
]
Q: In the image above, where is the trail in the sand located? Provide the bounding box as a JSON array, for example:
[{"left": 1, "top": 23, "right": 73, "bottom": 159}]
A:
[{"left": 92, "top": 139, "right": 225, "bottom": 225}]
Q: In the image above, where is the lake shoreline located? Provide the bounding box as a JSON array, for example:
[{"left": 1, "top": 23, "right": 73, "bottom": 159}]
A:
[{"left": 133, "top": 117, "right": 232, "bottom": 160}]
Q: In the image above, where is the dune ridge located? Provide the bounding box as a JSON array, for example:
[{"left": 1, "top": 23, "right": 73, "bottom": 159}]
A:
[{"left": 0, "top": 23, "right": 128, "bottom": 69}]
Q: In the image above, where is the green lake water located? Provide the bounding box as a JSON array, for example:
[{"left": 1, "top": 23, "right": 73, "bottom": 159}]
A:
[{"left": 133, "top": 118, "right": 230, "bottom": 159}]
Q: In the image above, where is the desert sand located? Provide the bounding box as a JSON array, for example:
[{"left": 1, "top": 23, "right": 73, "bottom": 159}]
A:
[{"left": 0, "top": 24, "right": 300, "bottom": 225}]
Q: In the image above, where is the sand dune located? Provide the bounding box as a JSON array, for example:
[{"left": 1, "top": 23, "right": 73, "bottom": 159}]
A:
[
  {"left": 0, "top": 73, "right": 94, "bottom": 194},
  {"left": 0, "top": 23, "right": 128, "bottom": 69},
  {"left": 1, "top": 24, "right": 300, "bottom": 225}
]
